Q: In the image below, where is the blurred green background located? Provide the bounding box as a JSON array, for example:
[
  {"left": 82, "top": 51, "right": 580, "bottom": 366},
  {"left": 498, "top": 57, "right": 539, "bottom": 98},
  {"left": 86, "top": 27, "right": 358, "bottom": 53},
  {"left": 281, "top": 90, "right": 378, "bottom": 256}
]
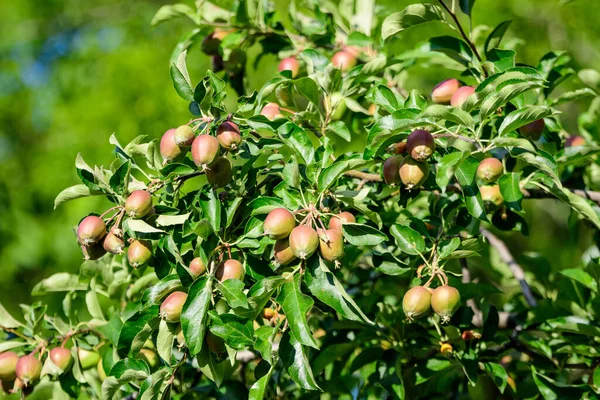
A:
[{"left": 0, "top": 0, "right": 597, "bottom": 312}]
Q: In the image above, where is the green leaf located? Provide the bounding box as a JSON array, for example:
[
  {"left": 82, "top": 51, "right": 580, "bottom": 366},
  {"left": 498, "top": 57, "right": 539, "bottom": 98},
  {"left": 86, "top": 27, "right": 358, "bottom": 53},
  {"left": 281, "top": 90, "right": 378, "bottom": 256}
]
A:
[
  {"left": 216, "top": 279, "right": 249, "bottom": 309},
  {"left": 209, "top": 312, "right": 254, "bottom": 349},
  {"left": 498, "top": 106, "right": 557, "bottom": 136},
  {"left": 421, "top": 105, "right": 474, "bottom": 128},
  {"left": 277, "top": 122, "right": 315, "bottom": 165},
  {"left": 484, "top": 362, "right": 508, "bottom": 393},
  {"left": 197, "top": 345, "right": 228, "bottom": 387},
  {"left": 293, "top": 77, "right": 320, "bottom": 106},
  {"left": 279, "top": 331, "right": 321, "bottom": 391},
  {"left": 578, "top": 69, "right": 600, "bottom": 93},
  {"left": 249, "top": 363, "right": 275, "bottom": 400},
  {"left": 0, "top": 303, "right": 23, "bottom": 329},
  {"left": 479, "top": 80, "right": 545, "bottom": 119},
  {"left": 151, "top": 3, "right": 198, "bottom": 26},
  {"left": 376, "top": 261, "right": 411, "bottom": 276},
  {"left": 276, "top": 274, "right": 319, "bottom": 349},
  {"left": 382, "top": 4, "right": 447, "bottom": 40},
  {"left": 390, "top": 225, "right": 425, "bottom": 255},
  {"left": 109, "top": 161, "right": 130, "bottom": 194},
  {"left": 156, "top": 319, "right": 175, "bottom": 364},
  {"left": 125, "top": 219, "right": 166, "bottom": 235},
  {"left": 54, "top": 184, "right": 102, "bottom": 209},
  {"left": 459, "top": 0, "right": 476, "bottom": 16},
  {"left": 170, "top": 51, "right": 194, "bottom": 101},
  {"left": 199, "top": 189, "right": 221, "bottom": 235},
  {"left": 498, "top": 173, "right": 523, "bottom": 211},
  {"left": 560, "top": 269, "right": 598, "bottom": 292},
  {"left": 436, "top": 151, "right": 470, "bottom": 191},
  {"left": 429, "top": 36, "right": 475, "bottom": 67},
  {"left": 455, "top": 156, "right": 488, "bottom": 221},
  {"left": 341, "top": 223, "right": 387, "bottom": 246},
  {"left": 548, "top": 88, "right": 596, "bottom": 106},
  {"left": 156, "top": 213, "right": 191, "bottom": 227},
  {"left": 102, "top": 369, "right": 148, "bottom": 400},
  {"left": 32, "top": 273, "right": 89, "bottom": 294},
  {"left": 181, "top": 276, "right": 213, "bottom": 355},
  {"left": 247, "top": 196, "right": 286, "bottom": 215},
  {"left": 118, "top": 306, "right": 160, "bottom": 358},
  {"left": 318, "top": 158, "right": 371, "bottom": 192},
  {"left": 492, "top": 137, "right": 537, "bottom": 153},
  {"left": 484, "top": 20, "right": 512, "bottom": 53},
  {"left": 438, "top": 238, "right": 461, "bottom": 259},
  {"left": 305, "top": 258, "right": 373, "bottom": 324},
  {"left": 514, "top": 150, "right": 561, "bottom": 188},
  {"left": 234, "top": 277, "right": 285, "bottom": 320},
  {"left": 363, "top": 109, "right": 424, "bottom": 159}
]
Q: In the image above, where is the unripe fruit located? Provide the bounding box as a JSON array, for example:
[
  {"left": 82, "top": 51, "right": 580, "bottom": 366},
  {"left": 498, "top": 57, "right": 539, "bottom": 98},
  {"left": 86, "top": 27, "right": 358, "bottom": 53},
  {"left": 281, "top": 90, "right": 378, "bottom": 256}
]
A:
[
  {"left": 479, "top": 184, "right": 504, "bottom": 207},
  {"left": 15, "top": 355, "right": 42, "bottom": 386},
  {"left": 225, "top": 49, "right": 246, "bottom": 75},
  {"left": 328, "top": 212, "right": 356, "bottom": 231},
  {"left": 331, "top": 51, "right": 357, "bottom": 71},
  {"left": 83, "top": 242, "right": 107, "bottom": 261},
  {"left": 440, "top": 343, "right": 453, "bottom": 355},
  {"left": 216, "top": 259, "right": 245, "bottom": 282},
  {"left": 49, "top": 347, "right": 72, "bottom": 372},
  {"left": 0, "top": 352, "right": 19, "bottom": 381},
  {"left": 160, "top": 291, "right": 188, "bottom": 323},
  {"left": 78, "top": 348, "right": 100, "bottom": 370},
  {"left": 273, "top": 239, "right": 297, "bottom": 266},
  {"left": 399, "top": 158, "right": 429, "bottom": 189},
  {"left": 206, "top": 157, "right": 233, "bottom": 187},
  {"left": 278, "top": 57, "right": 300, "bottom": 78},
  {"left": 383, "top": 156, "right": 402, "bottom": 185},
  {"left": 137, "top": 349, "right": 158, "bottom": 370},
  {"left": 566, "top": 135, "right": 586, "bottom": 147},
  {"left": 289, "top": 226, "right": 319, "bottom": 259},
  {"left": 450, "top": 86, "right": 475, "bottom": 107},
  {"left": 215, "top": 298, "right": 230, "bottom": 314},
  {"left": 160, "top": 128, "right": 183, "bottom": 162},
  {"left": 520, "top": 119, "right": 545, "bottom": 140},
  {"left": 402, "top": 286, "right": 431, "bottom": 321},
  {"left": 206, "top": 331, "right": 226, "bottom": 353},
  {"left": 318, "top": 229, "right": 344, "bottom": 262},
  {"left": 431, "top": 79, "right": 460, "bottom": 104},
  {"left": 263, "top": 208, "right": 296, "bottom": 240},
  {"left": 103, "top": 231, "right": 125, "bottom": 254},
  {"left": 125, "top": 190, "right": 153, "bottom": 219},
  {"left": 431, "top": 285, "right": 461, "bottom": 323},
  {"left": 174, "top": 125, "right": 195, "bottom": 147},
  {"left": 368, "top": 104, "right": 377, "bottom": 116},
  {"left": 176, "top": 328, "right": 186, "bottom": 347},
  {"left": 189, "top": 257, "right": 207, "bottom": 278},
  {"left": 406, "top": 130, "right": 435, "bottom": 161},
  {"left": 260, "top": 103, "right": 283, "bottom": 120},
  {"left": 201, "top": 33, "right": 221, "bottom": 56},
  {"left": 393, "top": 142, "right": 407, "bottom": 155},
  {"left": 128, "top": 240, "right": 152, "bottom": 268},
  {"left": 77, "top": 216, "right": 107, "bottom": 246},
  {"left": 328, "top": 92, "right": 347, "bottom": 121},
  {"left": 476, "top": 158, "right": 503, "bottom": 183},
  {"left": 191, "top": 135, "right": 220, "bottom": 169},
  {"left": 211, "top": 54, "right": 224, "bottom": 72},
  {"left": 97, "top": 360, "right": 107, "bottom": 381},
  {"left": 262, "top": 308, "right": 275, "bottom": 320},
  {"left": 216, "top": 121, "right": 242, "bottom": 151}
]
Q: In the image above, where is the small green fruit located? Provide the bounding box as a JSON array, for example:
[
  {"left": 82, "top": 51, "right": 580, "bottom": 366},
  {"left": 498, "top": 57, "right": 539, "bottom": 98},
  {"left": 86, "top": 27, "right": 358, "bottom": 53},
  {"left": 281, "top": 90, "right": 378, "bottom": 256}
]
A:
[
  {"left": 476, "top": 158, "right": 503, "bottom": 183},
  {"left": 191, "top": 135, "right": 220, "bottom": 169},
  {"left": 160, "top": 291, "right": 188, "bottom": 323},
  {"left": 97, "top": 360, "right": 107, "bottom": 381},
  {"left": 137, "top": 349, "right": 159, "bottom": 370},
  {"left": 406, "top": 130, "right": 435, "bottom": 162},
  {"left": 328, "top": 92, "right": 347, "bottom": 121},
  {"left": 15, "top": 355, "right": 42, "bottom": 386},
  {"left": 318, "top": 229, "right": 344, "bottom": 262},
  {"left": 383, "top": 156, "right": 402, "bottom": 185},
  {"left": 216, "top": 121, "right": 242, "bottom": 151},
  {"left": 263, "top": 208, "right": 296, "bottom": 240},
  {"left": 431, "top": 79, "right": 460, "bottom": 104},
  {"left": 402, "top": 286, "right": 432, "bottom": 321},
  {"left": 216, "top": 259, "right": 245, "bottom": 282},
  {"left": 174, "top": 125, "right": 195, "bottom": 147},
  {"left": 328, "top": 212, "right": 355, "bottom": 231},
  {"left": 206, "top": 157, "right": 233, "bottom": 187},
  {"left": 125, "top": 190, "right": 153, "bottom": 219},
  {"left": 289, "top": 226, "right": 319, "bottom": 259},
  {"left": 78, "top": 348, "right": 100, "bottom": 370},
  {"left": 273, "top": 239, "right": 297, "bottom": 266},
  {"left": 189, "top": 257, "right": 207, "bottom": 278},
  {"left": 128, "top": 240, "right": 152, "bottom": 268},
  {"left": 49, "top": 348, "right": 72, "bottom": 372},
  {"left": 77, "top": 216, "right": 107, "bottom": 246},
  {"left": 399, "top": 158, "right": 429, "bottom": 190},
  {"left": 0, "top": 352, "right": 19, "bottom": 381},
  {"left": 431, "top": 285, "right": 461, "bottom": 323}
]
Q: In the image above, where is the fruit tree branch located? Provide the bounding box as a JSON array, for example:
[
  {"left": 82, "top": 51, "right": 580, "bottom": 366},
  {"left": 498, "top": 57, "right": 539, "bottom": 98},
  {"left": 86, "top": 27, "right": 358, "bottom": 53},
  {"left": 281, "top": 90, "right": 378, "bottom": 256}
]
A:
[
  {"left": 343, "top": 170, "right": 382, "bottom": 181},
  {"left": 480, "top": 228, "right": 538, "bottom": 307}
]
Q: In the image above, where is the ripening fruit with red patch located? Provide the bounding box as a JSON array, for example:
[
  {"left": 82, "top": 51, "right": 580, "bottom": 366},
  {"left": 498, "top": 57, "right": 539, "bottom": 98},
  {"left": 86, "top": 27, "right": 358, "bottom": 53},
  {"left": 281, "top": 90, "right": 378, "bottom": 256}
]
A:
[
  {"left": 206, "top": 331, "right": 226, "bottom": 353},
  {"left": 206, "top": 157, "right": 233, "bottom": 187},
  {"left": 82, "top": 242, "right": 107, "bottom": 261},
  {"left": 0, "top": 352, "right": 19, "bottom": 381},
  {"left": 125, "top": 190, "right": 153, "bottom": 219},
  {"left": 77, "top": 216, "right": 106, "bottom": 246},
  {"left": 289, "top": 226, "right": 319, "bottom": 259},
  {"left": 479, "top": 184, "right": 504, "bottom": 207},
  {"left": 15, "top": 355, "right": 42, "bottom": 386},
  {"left": 262, "top": 308, "right": 275, "bottom": 320},
  {"left": 191, "top": 134, "right": 220, "bottom": 169},
  {"left": 216, "top": 259, "right": 245, "bottom": 282},
  {"left": 128, "top": 240, "right": 152, "bottom": 268},
  {"left": 431, "top": 285, "right": 461, "bottom": 323},
  {"left": 476, "top": 158, "right": 503, "bottom": 183},
  {"left": 278, "top": 57, "right": 300, "bottom": 78},
  {"left": 78, "top": 348, "right": 100, "bottom": 370},
  {"left": 393, "top": 142, "right": 407, "bottom": 155},
  {"left": 566, "top": 135, "right": 586, "bottom": 147},
  {"left": 431, "top": 79, "right": 460, "bottom": 104},
  {"left": 49, "top": 348, "right": 72, "bottom": 372},
  {"left": 329, "top": 212, "right": 356, "bottom": 231},
  {"left": 103, "top": 231, "right": 125, "bottom": 254},
  {"left": 273, "top": 239, "right": 297, "bottom": 266},
  {"left": 519, "top": 119, "right": 545, "bottom": 140},
  {"left": 160, "top": 291, "right": 187, "bottom": 323},
  {"left": 260, "top": 103, "right": 283, "bottom": 120},
  {"left": 174, "top": 125, "right": 195, "bottom": 147},
  {"left": 450, "top": 86, "right": 475, "bottom": 107},
  {"left": 216, "top": 121, "right": 242, "bottom": 151},
  {"left": 201, "top": 29, "right": 229, "bottom": 55},
  {"left": 399, "top": 158, "right": 429, "bottom": 190},
  {"left": 406, "top": 130, "right": 435, "bottom": 161},
  {"left": 318, "top": 229, "right": 344, "bottom": 262},
  {"left": 189, "top": 257, "right": 207, "bottom": 278},
  {"left": 402, "top": 286, "right": 431, "bottom": 321},
  {"left": 331, "top": 51, "right": 357, "bottom": 71},
  {"left": 160, "top": 128, "right": 183, "bottom": 163},
  {"left": 383, "top": 156, "right": 402, "bottom": 185},
  {"left": 263, "top": 208, "right": 296, "bottom": 240}
]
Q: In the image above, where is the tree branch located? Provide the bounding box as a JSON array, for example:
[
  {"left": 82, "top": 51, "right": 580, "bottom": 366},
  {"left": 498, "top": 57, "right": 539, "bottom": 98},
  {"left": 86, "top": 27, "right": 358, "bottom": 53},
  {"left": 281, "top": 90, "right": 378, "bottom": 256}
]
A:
[
  {"left": 434, "top": 133, "right": 482, "bottom": 150},
  {"left": 480, "top": 228, "right": 538, "bottom": 307},
  {"left": 343, "top": 170, "right": 382, "bottom": 182}
]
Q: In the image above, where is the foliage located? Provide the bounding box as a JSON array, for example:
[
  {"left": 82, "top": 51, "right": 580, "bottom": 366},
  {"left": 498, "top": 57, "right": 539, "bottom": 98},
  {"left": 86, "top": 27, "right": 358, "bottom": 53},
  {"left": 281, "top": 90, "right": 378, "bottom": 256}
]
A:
[{"left": 2, "top": 0, "right": 600, "bottom": 399}]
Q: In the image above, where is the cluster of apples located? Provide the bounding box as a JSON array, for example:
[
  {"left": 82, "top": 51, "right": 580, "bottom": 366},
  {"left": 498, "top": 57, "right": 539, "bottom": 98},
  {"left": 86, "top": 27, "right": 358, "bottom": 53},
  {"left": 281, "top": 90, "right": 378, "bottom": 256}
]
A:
[
  {"left": 402, "top": 284, "right": 461, "bottom": 324},
  {"left": 383, "top": 129, "right": 435, "bottom": 190},
  {"left": 76, "top": 190, "right": 154, "bottom": 266}
]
